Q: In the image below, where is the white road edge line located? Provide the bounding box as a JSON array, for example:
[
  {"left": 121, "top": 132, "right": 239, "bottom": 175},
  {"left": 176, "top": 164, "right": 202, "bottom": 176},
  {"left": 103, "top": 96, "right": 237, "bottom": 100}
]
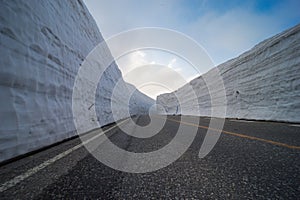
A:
[
  {"left": 230, "top": 120, "right": 254, "bottom": 123},
  {"left": 289, "top": 124, "right": 300, "bottom": 127},
  {"left": 0, "top": 118, "right": 129, "bottom": 193}
]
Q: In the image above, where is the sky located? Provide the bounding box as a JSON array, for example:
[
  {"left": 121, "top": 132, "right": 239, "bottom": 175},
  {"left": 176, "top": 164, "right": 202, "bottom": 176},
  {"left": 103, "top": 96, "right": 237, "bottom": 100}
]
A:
[{"left": 83, "top": 0, "right": 300, "bottom": 99}]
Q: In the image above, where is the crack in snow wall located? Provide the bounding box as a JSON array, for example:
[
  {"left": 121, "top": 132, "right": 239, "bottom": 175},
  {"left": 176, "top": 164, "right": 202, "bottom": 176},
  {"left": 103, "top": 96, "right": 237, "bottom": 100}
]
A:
[
  {"left": 157, "top": 24, "right": 300, "bottom": 123},
  {"left": 0, "top": 0, "right": 154, "bottom": 162}
]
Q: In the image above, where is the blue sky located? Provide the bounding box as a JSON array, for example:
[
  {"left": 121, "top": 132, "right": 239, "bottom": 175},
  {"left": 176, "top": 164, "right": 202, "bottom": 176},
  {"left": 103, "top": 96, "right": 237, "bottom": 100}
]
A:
[{"left": 83, "top": 0, "right": 300, "bottom": 98}]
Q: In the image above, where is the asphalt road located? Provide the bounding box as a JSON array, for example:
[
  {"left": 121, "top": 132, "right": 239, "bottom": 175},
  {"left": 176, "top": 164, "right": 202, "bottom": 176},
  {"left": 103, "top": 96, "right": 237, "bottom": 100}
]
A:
[{"left": 0, "top": 115, "right": 299, "bottom": 199}]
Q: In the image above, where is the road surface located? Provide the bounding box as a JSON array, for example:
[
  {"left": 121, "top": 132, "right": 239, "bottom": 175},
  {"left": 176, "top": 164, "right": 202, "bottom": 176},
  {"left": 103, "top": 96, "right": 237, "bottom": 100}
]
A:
[{"left": 0, "top": 115, "right": 299, "bottom": 199}]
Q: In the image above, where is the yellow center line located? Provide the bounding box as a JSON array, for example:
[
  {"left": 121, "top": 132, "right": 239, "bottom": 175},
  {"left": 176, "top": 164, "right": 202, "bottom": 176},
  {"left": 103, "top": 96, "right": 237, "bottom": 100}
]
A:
[{"left": 163, "top": 116, "right": 300, "bottom": 150}]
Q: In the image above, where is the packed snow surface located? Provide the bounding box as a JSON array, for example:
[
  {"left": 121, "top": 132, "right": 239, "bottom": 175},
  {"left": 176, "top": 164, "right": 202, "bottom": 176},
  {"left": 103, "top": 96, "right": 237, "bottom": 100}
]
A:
[
  {"left": 0, "top": 0, "right": 153, "bottom": 162},
  {"left": 157, "top": 24, "right": 300, "bottom": 123}
]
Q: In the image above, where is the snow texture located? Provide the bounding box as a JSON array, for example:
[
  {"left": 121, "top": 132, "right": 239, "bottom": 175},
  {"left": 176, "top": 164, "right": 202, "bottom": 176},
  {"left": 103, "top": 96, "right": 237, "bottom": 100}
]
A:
[
  {"left": 0, "top": 0, "right": 153, "bottom": 162},
  {"left": 157, "top": 24, "right": 300, "bottom": 123}
]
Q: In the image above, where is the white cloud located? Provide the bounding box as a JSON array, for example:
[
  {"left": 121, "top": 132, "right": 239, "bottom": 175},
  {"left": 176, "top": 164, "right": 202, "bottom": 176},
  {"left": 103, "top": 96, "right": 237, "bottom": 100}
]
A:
[
  {"left": 167, "top": 58, "right": 177, "bottom": 68},
  {"left": 83, "top": 0, "right": 300, "bottom": 97},
  {"left": 84, "top": 0, "right": 300, "bottom": 65},
  {"left": 115, "top": 49, "right": 198, "bottom": 98},
  {"left": 117, "top": 50, "right": 148, "bottom": 75},
  {"left": 123, "top": 64, "right": 188, "bottom": 99}
]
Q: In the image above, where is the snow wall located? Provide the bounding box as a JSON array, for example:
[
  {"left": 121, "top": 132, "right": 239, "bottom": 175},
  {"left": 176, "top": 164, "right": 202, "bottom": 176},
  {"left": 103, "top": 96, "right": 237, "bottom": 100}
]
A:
[
  {"left": 0, "top": 0, "right": 154, "bottom": 162},
  {"left": 157, "top": 24, "right": 300, "bottom": 123}
]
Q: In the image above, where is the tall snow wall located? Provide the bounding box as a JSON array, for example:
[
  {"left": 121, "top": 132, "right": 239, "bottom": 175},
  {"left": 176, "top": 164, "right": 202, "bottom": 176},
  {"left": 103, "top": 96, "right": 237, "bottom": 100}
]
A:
[
  {"left": 157, "top": 24, "right": 300, "bottom": 123},
  {"left": 0, "top": 0, "right": 154, "bottom": 162}
]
